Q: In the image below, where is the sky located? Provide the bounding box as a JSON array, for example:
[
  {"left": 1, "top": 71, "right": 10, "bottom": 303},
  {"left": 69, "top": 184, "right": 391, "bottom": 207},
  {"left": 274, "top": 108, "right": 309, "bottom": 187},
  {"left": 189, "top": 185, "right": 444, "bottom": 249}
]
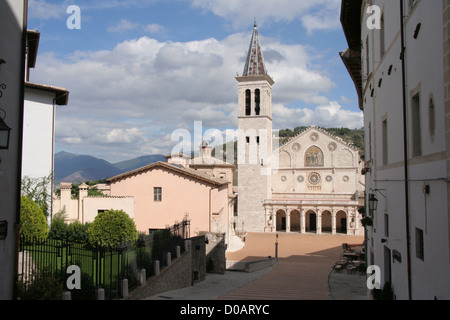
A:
[{"left": 27, "top": 0, "right": 363, "bottom": 163}]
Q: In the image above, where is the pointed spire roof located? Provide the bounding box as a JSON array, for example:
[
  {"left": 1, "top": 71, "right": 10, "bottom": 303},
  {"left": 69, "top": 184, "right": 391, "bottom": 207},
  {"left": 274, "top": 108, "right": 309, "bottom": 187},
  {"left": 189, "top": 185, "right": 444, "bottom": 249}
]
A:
[{"left": 242, "top": 22, "right": 268, "bottom": 77}]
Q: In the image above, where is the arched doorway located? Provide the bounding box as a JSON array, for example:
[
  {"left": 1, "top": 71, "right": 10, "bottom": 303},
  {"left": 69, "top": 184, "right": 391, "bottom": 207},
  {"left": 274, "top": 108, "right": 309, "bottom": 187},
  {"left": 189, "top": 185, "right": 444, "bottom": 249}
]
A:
[
  {"left": 290, "top": 210, "right": 300, "bottom": 232},
  {"left": 276, "top": 210, "right": 287, "bottom": 232},
  {"left": 322, "top": 210, "right": 332, "bottom": 233},
  {"left": 336, "top": 211, "right": 347, "bottom": 234},
  {"left": 306, "top": 210, "right": 317, "bottom": 232}
]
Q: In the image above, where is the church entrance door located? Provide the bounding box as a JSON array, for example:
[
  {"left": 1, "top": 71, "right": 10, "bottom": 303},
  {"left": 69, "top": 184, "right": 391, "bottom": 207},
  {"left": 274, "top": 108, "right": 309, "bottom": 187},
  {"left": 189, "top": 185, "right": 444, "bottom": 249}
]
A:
[{"left": 309, "top": 214, "right": 317, "bottom": 232}]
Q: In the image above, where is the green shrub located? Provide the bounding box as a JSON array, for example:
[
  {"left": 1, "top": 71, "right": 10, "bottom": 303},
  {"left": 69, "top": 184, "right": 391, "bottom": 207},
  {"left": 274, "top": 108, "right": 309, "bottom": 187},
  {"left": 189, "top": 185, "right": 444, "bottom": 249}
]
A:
[
  {"left": 17, "top": 272, "right": 63, "bottom": 300},
  {"left": 67, "top": 221, "right": 90, "bottom": 242},
  {"left": 20, "top": 196, "right": 49, "bottom": 240},
  {"left": 87, "top": 209, "right": 137, "bottom": 249}
]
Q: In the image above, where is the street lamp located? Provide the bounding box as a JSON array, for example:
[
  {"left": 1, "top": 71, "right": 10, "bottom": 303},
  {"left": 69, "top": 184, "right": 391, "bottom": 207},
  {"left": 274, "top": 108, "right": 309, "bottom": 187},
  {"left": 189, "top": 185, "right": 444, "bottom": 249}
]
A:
[
  {"left": 275, "top": 234, "right": 279, "bottom": 259},
  {"left": 368, "top": 194, "right": 378, "bottom": 214},
  {"left": 0, "top": 109, "right": 11, "bottom": 150}
]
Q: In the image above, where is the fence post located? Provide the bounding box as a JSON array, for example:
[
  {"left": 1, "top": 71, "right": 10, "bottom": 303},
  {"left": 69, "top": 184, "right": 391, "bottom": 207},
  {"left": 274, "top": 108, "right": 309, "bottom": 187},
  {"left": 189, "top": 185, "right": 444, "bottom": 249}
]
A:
[
  {"left": 167, "top": 252, "right": 172, "bottom": 266},
  {"left": 154, "top": 260, "right": 160, "bottom": 276},
  {"left": 140, "top": 269, "right": 146, "bottom": 286},
  {"left": 95, "top": 288, "right": 105, "bottom": 300},
  {"left": 176, "top": 246, "right": 181, "bottom": 258},
  {"left": 121, "top": 279, "right": 129, "bottom": 299},
  {"left": 184, "top": 240, "right": 191, "bottom": 253},
  {"left": 62, "top": 291, "right": 71, "bottom": 300}
]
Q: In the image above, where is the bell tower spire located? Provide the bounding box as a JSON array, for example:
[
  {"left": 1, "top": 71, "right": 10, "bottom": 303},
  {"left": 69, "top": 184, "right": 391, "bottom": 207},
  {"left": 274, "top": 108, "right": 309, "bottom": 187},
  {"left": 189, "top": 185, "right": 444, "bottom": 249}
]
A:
[{"left": 242, "top": 21, "right": 269, "bottom": 77}]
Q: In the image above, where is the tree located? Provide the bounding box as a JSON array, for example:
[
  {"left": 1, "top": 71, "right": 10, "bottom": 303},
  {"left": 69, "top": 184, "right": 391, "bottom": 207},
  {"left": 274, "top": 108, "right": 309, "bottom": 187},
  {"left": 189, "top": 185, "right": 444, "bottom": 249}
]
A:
[
  {"left": 87, "top": 210, "right": 137, "bottom": 248},
  {"left": 20, "top": 196, "right": 49, "bottom": 240},
  {"left": 48, "top": 208, "right": 68, "bottom": 240},
  {"left": 21, "top": 175, "right": 52, "bottom": 217}
]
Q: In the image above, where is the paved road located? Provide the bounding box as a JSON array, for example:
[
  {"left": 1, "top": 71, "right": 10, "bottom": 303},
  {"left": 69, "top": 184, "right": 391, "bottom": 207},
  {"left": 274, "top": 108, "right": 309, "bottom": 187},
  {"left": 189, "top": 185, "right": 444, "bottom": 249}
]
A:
[{"left": 143, "top": 232, "right": 369, "bottom": 300}]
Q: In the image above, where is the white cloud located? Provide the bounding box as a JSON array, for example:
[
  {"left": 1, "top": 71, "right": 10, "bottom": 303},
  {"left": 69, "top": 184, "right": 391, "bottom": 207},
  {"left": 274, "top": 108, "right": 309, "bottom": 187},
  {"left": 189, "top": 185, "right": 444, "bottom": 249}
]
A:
[
  {"left": 145, "top": 24, "right": 166, "bottom": 34},
  {"left": 273, "top": 102, "right": 363, "bottom": 130},
  {"left": 32, "top": 31, "right": 360, "bottom": 162},
  {"left": 28, "top": 0, "right": 64, "bottom": 20},
  {"left": 108, "top": 20, "right": 166, "bottom": 35},
  {"left": 108, "top": 19, "right": 139, "bottom": 33},
  {"left": 190, "top": 0, "right": 341, "bottom": 33}
]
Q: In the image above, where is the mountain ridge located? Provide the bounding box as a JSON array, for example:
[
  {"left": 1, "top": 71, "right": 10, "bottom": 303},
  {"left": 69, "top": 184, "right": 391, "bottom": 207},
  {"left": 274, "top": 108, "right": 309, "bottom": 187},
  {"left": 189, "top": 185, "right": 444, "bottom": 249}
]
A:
[{"left": 54, "top": 151, "right": 166, "bottom": 184}]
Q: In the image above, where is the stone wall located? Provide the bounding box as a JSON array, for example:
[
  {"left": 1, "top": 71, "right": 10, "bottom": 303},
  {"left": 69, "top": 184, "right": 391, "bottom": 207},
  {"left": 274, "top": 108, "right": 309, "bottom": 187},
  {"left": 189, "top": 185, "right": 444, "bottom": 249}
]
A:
[
  {"left": 190, "top": 235, "right": 206, "bottom": 286},
  {"left": 128, "top": 236, "right": 207, "bottom": 300},
  {"left": 201, "top": 232, "right": 226, "bottom": 274}
]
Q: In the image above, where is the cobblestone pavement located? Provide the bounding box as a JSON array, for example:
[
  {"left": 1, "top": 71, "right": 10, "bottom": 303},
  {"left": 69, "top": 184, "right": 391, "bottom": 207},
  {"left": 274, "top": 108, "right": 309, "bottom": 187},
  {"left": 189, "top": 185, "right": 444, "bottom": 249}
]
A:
[{"left": 143, "top": 232, "right": 370, "bottom": 300}]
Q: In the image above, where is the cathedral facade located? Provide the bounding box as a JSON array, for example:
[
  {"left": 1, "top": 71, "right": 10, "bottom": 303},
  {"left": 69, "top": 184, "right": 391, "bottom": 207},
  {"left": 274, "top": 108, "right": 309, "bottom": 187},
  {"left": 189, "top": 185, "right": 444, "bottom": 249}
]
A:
[{"left": 236, "top": 24, "right": 364, "bottom": 236}]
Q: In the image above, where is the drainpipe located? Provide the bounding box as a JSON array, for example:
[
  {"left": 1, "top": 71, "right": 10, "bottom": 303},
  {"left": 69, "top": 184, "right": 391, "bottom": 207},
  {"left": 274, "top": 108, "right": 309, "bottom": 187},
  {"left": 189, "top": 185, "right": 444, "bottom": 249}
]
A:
[{"left": 399, "top": 0, "right": 412, "bottom": 301}]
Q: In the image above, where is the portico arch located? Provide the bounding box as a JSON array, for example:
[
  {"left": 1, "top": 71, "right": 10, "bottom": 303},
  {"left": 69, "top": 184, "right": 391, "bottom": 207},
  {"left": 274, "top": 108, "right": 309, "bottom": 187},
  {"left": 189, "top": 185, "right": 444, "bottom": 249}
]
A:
[
  {"left": 305, "top": 210, "right": 317, "bottom": 232},
  {"left": 322, "top": 210, "right": 332, "bottom": 233},
  {"left": 336, "top": 210, "right": 347, "bottom": 234},
  {"left": 276, "top": 209, "right": 287, "bottom": 232},
  {"left": 290, "top": 209, "right": 300, "bottom": 232}
]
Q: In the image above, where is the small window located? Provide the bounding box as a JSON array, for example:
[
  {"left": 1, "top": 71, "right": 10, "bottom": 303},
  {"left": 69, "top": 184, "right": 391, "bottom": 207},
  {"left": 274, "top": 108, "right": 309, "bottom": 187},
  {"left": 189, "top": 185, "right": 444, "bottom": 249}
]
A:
[
  {"left": 382, "top": 118, "right": 388, "bottom": 165},
  {"left": 245, "top": 90, "right": 251, "bottom": 116},
  {"left": 384, "top": 213, "right": 389, "bottom": 237},
  {"left": 429, "top": 97, "right": 436, "bottom": 139},
  {"left": 366, "top": 35, "right": 370, "bottom": 76},
  {"left": 256, "top": 136, "right": 260, "bottom": 144},
  {"left": 246, "top": 136, "right": 250, "bottom": 144},
  {"left": 255, "top": 89, "right": 261, "bottom": 115},
  {"left": 380, "top": 14, "right": 385, "bottom": 58},
  {"left": 154, "top": 187, "right": 162, "bottom": 202},
  {"left": 415, "top": 228, "right": 424, "bottom": 261},
  {"left": 412, "top": 93, "right": 422, "bottom": 157}
]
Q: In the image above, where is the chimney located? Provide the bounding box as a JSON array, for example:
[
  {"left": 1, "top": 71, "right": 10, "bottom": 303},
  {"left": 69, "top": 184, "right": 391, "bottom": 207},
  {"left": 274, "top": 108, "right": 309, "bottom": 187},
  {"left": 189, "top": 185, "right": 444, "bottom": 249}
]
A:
[
  {"left": 166, "top": 153, "right": 190, "bottom": 168},
  {"left": 200, "top": 141, "right": 212, "bottom": 160},
  {"left": 78, "top": 183, "right": 89, "bottom": 222},
  {"left": 60, "top": 182, "right": 72, "bottom": 213}
]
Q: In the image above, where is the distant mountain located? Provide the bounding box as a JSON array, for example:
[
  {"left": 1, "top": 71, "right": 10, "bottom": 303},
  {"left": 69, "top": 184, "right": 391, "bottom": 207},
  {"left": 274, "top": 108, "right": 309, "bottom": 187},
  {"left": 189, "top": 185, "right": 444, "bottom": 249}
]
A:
[
  {"left": 113, "top": 155, "right": 166, "bottom": 172},
  {"left": 54, "top": 151, "right": 166, "bottom": 184}
]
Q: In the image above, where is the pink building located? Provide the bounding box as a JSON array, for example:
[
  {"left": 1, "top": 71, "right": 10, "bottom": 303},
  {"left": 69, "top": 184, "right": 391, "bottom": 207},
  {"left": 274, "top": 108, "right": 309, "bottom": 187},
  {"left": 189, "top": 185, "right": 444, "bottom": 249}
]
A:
[{"left": 107, "top": 161, "right": 232, "bottom": 236}]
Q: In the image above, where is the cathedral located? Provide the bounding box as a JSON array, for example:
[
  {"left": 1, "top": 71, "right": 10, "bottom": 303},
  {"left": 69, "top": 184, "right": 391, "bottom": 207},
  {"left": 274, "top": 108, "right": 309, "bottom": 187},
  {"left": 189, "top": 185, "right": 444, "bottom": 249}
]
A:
[{"left": 235, "top": 23, "right": 365, "bottom": 236}]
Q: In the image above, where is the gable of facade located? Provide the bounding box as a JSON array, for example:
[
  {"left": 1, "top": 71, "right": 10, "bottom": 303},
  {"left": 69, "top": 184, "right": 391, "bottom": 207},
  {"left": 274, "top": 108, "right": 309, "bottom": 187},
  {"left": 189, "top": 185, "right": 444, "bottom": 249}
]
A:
[{"left": 273, "top": 126, "right": 364, "bottom": 197}]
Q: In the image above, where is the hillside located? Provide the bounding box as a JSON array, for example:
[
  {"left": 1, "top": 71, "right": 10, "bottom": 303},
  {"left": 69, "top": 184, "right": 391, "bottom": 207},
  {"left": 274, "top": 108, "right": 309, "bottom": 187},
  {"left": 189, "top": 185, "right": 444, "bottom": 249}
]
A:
[
  {"left": 113, "top": 155, "right": 166, "bottom": 172},
  {"left": 54, "top": 151, "right": 165, "bottom": 184}
]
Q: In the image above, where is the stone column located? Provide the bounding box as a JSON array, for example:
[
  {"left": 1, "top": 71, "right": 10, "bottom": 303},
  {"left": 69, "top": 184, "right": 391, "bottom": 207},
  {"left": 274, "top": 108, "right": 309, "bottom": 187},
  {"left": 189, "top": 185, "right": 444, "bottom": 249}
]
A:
[
  {"left": 265, "top": 206, "right": 271, "bottom": 232},
  {"left": 353, "top": 208, "right": 360, "bottom": 235},
  {"left": 331, "top": 209, "right": 337, "bottom": 235},
  {"left": 286, "top": 209, "right": 291, "bottom": 233},
  {"left": 316, "top": 209, "right": 322, "bottom": 235},
  {"left": 346, "top": 210, "right": 351, "bottom": 235},
  {"left": 272, "top": 208, "right": 278, "bottom": 232},
  {"left": 300, "top": 209, "right": 306, "bottom": 234},
  {"left": 269, "top": 207, "right": 275, "bottom": 232}
]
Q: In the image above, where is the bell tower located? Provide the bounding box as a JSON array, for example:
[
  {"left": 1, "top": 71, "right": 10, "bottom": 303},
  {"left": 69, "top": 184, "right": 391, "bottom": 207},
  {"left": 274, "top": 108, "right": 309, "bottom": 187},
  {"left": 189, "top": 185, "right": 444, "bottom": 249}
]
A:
[{"left": 236, "top": 23, "right": 274, "bottom": 233}]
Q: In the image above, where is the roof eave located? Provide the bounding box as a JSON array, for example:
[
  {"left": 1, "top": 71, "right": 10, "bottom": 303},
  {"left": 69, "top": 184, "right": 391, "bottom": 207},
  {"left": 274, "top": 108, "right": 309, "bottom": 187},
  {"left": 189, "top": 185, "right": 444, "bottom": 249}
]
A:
[{"left": 25, "top": 82, "right": 70, "bottom": 106}]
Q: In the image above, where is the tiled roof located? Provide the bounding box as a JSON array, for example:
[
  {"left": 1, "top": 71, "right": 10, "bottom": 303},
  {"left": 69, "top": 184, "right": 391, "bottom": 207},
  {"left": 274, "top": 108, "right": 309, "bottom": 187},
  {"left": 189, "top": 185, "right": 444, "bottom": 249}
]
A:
[
  {"left": 107, "top": 161, "right": 228, "bottom": 186},
  {"left": 242, "top": 23, "right": 267, "bottom": 77}
]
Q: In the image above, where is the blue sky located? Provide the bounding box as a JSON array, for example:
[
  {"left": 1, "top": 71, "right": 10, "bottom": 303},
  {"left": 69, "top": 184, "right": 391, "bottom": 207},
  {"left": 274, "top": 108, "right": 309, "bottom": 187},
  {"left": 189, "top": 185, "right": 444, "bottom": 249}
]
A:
[{"left": 27, "top": 0, "right": 362, "bottom": 163}]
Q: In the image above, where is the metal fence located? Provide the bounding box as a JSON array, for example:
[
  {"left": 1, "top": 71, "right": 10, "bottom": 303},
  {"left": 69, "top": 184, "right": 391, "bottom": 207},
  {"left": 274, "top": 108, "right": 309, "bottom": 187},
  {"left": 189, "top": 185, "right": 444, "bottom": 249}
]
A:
[
  {"left": 17, "top": 219, "right": 190, "bottom": 300},
  {"left": 18, "top": 236, "right": 141, "bottom": 300}
]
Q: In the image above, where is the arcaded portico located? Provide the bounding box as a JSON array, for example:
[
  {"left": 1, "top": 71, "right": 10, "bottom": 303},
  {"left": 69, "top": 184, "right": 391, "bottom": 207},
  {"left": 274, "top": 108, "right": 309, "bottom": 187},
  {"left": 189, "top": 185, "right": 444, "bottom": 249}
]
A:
[{"left": 264, "top": 201, "right": 362, "bottom": 235}]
